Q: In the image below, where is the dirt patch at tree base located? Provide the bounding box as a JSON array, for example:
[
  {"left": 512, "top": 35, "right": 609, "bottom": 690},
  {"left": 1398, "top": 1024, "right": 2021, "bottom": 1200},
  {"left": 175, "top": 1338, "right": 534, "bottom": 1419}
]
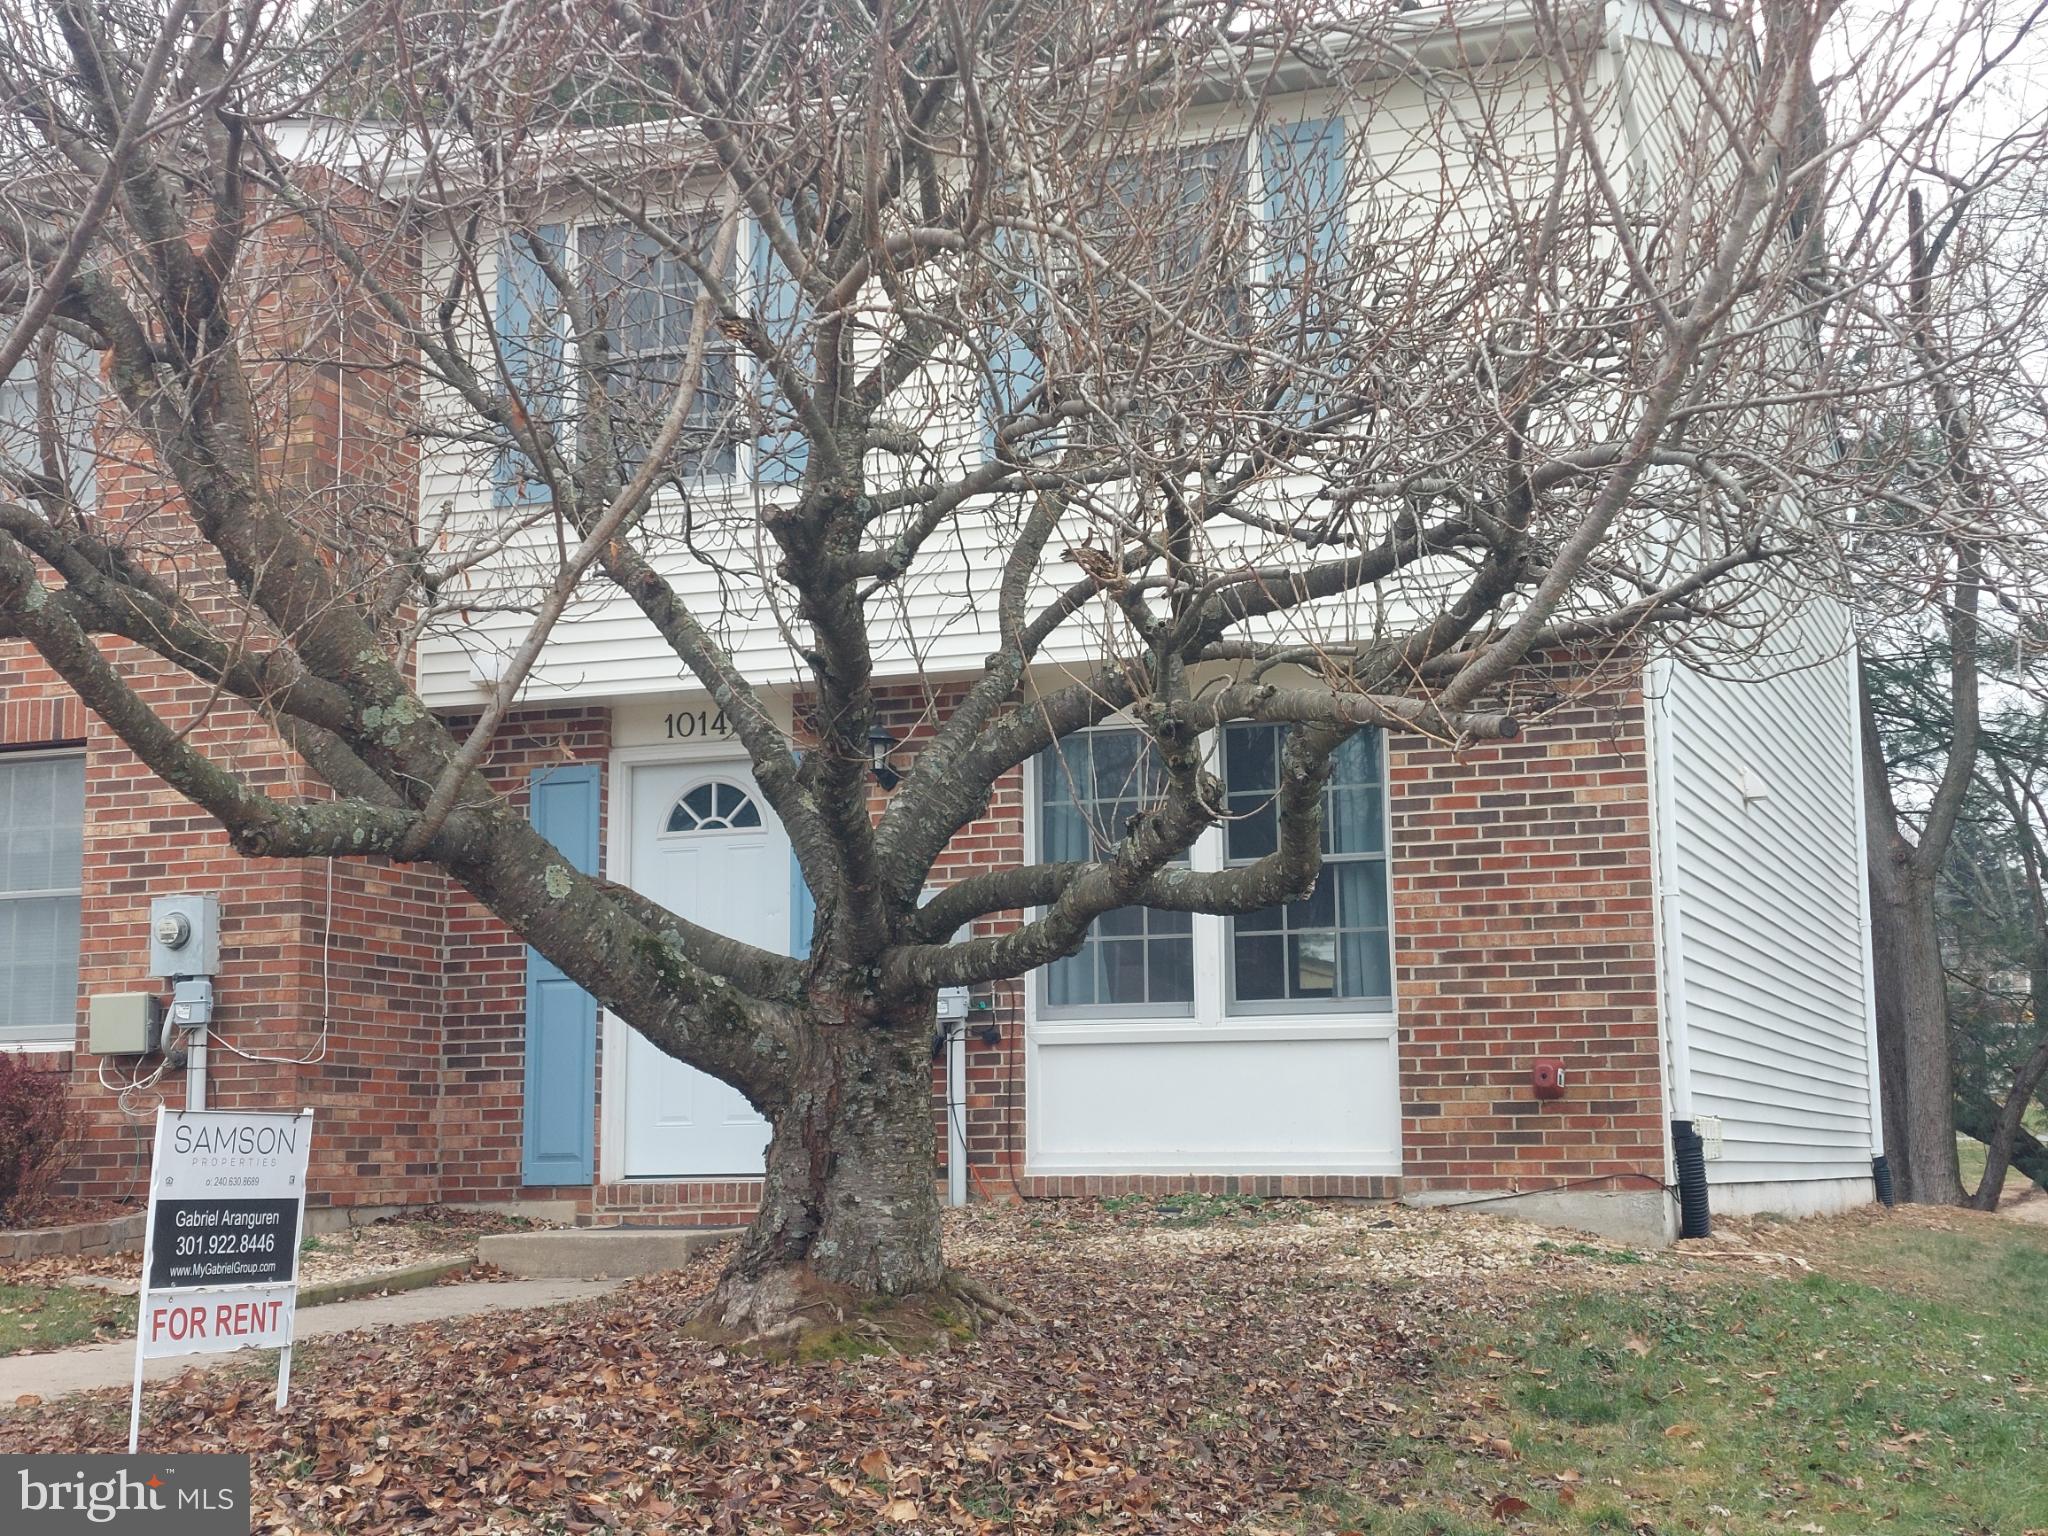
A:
[{"left": 677, "top": 1269, "right": 971, "bottom": 1360}]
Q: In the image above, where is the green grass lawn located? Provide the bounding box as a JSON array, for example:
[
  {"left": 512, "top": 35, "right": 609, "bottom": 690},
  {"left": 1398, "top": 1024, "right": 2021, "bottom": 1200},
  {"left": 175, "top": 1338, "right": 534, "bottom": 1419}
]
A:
[
  {"left": 1293, "top": 1216, "right": 2048, "bottom": 1536},
  {"left": 0, "top": 1284, "right": 134, "bottom": 1357}
]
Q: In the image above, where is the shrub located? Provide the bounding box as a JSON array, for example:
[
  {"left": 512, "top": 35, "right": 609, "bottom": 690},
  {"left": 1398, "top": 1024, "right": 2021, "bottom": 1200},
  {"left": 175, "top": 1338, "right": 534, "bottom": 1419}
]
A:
[{"left": 0, "top": 1051, "right": 68, "bottom": 1225}]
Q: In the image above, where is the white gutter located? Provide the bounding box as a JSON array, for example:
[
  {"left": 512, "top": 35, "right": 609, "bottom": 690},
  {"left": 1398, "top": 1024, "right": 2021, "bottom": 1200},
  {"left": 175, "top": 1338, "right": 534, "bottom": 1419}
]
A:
[
  {"left": 1645, "top": 657, "right": 1697, "bottom": 1127},
  {"left": 946, "top": 1024, "right": 969, "bottom": 1208},
  {"left": 1844, "top": 640, "right": 1886, "bottom": 1156}
]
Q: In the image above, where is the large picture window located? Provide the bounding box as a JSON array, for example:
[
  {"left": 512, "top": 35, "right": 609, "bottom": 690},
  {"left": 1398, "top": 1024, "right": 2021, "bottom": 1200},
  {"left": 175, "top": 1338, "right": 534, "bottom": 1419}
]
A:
[
  {"left": 0, "top": 754, "right": 84, "bottom": 1045},
  {"left": 1036, "top": 730, "right": 1194, "bottom": 1014},
  {"left": 1223, "top": 726, "right": 1390, "bottom": 1009},
  {"left": 1032, "top": 724, "right": 1390, "bottom": 1023}
]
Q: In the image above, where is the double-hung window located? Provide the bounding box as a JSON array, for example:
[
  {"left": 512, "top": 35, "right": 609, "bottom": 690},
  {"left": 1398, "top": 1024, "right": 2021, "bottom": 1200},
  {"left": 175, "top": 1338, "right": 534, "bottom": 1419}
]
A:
[
  {"left": 1100, "top": 140, "right": 1249, "bottom": 309},
  {"left": 1222, "top": 726, "right": 1390, "bottom": 1008},
  {"left": 1032, "top": 724, "right": 1389, "bottom": 1022},
  {"left": 1092, "top": 141, "right": 1252, "bottom": 407},
  {"left": 577, "top": 219, "right": 738, "bottom": 481},
  {"left": 1036, "top": 730, "right": 1195, "bottom": 1014},
  {"left": 982, "top": 118, "right": 1346, "bottom": 456},
  {"left": 1, "top": 339, "right": 98, "bottom": 512},
  {"left": 0, "top": 754, "right": 84, "bottom": 1045},
  {"left": 495, "top": 215, "right": 739, "bottom": 504}
]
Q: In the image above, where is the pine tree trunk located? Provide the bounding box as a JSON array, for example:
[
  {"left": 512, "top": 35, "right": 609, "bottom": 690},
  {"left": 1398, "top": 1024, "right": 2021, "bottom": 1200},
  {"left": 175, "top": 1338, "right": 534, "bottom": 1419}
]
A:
[
  {"left": 1869, "top": 851, "right": 1964, "bottom": 1205},
  {"left": 692, "top": 1002, "right": 945, "bottom": 1342}
]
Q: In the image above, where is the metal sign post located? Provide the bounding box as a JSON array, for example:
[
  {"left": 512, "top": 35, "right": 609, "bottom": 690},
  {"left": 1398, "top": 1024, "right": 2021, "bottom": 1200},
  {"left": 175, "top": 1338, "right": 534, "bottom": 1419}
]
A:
[{"left": 128, "top": 1107, "right": 314, "bottom": 1453}]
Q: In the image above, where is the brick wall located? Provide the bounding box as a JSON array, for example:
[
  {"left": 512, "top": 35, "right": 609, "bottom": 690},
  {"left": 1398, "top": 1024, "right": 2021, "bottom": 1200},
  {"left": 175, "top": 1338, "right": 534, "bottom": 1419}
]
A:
[
  {"left": 437, "top": 707, "right": 611, "bottom": 1209},
  {"left": 0, "top": 638, "right": 452, "bottom": 1213},
  {"left": 865, "top": 669, "right": 1666, "bottom": 1207},
  {"left": 12, "top": 634, "right": 1669, "bottom": 1224},
  {"left": 1389, "top": 661, "right": 1668, "bottom": 1196},
  {"left": 866, "top": 683, "right": 1027, "bottom": 1200},
  {"left": 307, "top": 857, "right": 447, "bottom": 1208},
  {"left": 68, "top": 668, "right": 331, "bottom": 1208},
  {"left": 97, "top": 695, "right": 452, "bottom": 1216},
  {"left": 1, "top": 176, "right": 446, "bottom": 1214}
]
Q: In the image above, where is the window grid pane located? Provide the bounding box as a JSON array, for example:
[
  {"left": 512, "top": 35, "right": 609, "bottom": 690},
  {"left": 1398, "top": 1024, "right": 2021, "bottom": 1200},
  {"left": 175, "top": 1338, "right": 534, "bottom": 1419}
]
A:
[
  {"left": 1037, "top": 730, "right": 1194, "bottom": 1013},
  {"left": 578, "top": 221, "right": 737, "bottom": 479},
  {"left": 0, "top": 756, "right": 84, "bottom": 1042},
  {"left": 1222, "top": 725, "right": 1390, "bottom": 1007}
]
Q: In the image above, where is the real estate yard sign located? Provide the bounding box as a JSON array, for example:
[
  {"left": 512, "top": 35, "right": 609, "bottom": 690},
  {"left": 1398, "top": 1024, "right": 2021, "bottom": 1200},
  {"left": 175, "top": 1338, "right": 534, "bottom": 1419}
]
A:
[{"left": 129, "top": 1109, "right": 313, "bottom": 1452}]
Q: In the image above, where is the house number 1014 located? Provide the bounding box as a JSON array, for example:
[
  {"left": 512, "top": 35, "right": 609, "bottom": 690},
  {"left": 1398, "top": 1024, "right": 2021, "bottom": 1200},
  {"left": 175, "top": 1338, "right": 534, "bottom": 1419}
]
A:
[{"left": 665, "top": 708, "right": 732, "bottom": 740}]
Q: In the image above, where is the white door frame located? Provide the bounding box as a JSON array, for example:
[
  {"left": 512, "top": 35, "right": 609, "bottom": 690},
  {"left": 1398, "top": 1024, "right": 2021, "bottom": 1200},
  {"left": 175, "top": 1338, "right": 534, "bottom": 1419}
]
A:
[{"left": 599, "top": 738, "right": 764, "bottom": 1184}]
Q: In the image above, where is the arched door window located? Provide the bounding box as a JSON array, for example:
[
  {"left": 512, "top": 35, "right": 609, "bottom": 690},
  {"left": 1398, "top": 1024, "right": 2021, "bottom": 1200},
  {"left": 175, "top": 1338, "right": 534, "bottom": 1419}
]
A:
[{"left": 664, "top": 780, "right": 762, "bottom": 832}]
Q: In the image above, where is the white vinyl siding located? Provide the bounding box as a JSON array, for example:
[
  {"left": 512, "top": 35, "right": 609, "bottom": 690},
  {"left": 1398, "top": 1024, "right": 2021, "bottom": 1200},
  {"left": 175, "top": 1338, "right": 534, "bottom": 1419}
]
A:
[
  {"left": 0, "top": 753, "right": 85, "bottom": 1046},
  {"left": 1652, "top": 602, "right": 1876, "bottom": 1187},
  {"left": 409, "top": 48, "right": 1613, "bottom": 710}
]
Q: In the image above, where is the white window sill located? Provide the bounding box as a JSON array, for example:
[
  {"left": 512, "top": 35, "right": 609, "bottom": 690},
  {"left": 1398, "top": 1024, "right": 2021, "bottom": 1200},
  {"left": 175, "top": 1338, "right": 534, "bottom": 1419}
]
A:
[
  {"left": 0, "top": 1039, "right": 75, "bottom": 1054},
  {"left": 1024, "top": 1157, "right": 1402, "bottom": 1178},
  {"left": 1030, "top": 1014, "right": 1395, "bottom": 1046}
]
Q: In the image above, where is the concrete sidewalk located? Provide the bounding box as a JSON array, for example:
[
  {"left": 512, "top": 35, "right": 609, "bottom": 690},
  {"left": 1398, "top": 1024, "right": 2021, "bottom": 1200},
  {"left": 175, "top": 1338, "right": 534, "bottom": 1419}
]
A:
[{"left": 0, "top": 1278, "right": 624, "bottom": 1402}]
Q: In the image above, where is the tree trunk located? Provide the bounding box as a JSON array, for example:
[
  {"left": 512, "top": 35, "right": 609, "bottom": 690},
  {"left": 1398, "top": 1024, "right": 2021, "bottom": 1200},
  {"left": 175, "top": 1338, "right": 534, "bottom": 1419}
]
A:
[
  {"left": 1958, "top": 1090, "right": 2048, "bottom": 1196},
  {"left": 1869, "top": 852, "right": 1965, "bottom": 1205},
  {"left": 692, "top": 1004, "right": 946, "bottom": 1343},
  {"left": 1964, "top": 1014, "right": 2048, "bottom": 1212}
]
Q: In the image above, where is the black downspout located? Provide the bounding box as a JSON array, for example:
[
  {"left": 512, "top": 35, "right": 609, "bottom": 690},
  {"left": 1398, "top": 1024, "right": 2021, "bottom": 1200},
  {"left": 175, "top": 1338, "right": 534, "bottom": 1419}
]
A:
[
  {"left": 1871, "top": 1153, "right": 1896, "bottom": 1207},
  {"left": 1672, "top": 1119, "right": 1711, "bottom": 1239}
]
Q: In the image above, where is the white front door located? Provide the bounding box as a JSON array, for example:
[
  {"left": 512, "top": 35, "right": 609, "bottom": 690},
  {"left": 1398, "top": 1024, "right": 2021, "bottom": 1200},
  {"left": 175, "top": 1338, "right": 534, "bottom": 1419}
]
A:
[{"left": 620, "top": 760, "right": 785, "bottom": 1176}]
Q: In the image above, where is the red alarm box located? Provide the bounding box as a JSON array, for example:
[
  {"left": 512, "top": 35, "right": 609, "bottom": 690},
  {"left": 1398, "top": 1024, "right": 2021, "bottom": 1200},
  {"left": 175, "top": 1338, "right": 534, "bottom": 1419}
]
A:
[{"left": 1531, "top": 1059, "right": 1568, "bottom": 1100}]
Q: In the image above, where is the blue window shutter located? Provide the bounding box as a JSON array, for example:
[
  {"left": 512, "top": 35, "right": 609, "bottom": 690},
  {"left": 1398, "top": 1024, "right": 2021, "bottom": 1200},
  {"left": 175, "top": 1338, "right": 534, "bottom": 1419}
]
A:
[
  {"left": 1261, "top": 119, "right": 1347, "bottom": 426},
  {"left": 522, "top": 761, "right": 598, "bottom": 1185},
  {"left": 788, "top": 748, "right": 816, "bottom": 955},
  {"left": 790, "top": 850, "right": 816, "bottom": 957},
  {"left": 981, "top": 229, "right": 1044, "bottom": 461},
  {"left": 752, "top": 214, "right": 810, "bottom": 485},
  {"left": 494, "top": 223, "right": 566, "bottom": 507}
]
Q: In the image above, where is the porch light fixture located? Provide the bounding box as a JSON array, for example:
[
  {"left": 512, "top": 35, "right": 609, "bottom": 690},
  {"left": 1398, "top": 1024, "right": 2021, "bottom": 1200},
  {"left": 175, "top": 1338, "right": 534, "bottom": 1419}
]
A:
[{"left": 868, "top": 726, "right": 903, "bottom": 790}]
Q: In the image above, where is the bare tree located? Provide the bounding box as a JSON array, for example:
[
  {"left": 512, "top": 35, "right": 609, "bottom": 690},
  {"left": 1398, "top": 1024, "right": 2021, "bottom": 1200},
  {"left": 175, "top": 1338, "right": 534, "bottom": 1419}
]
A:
[
  {"left": 1, "top": 0, "right": 2039, "bottom": 1337},
  {"left": 1962, "top": 735, "right": 2048, "bottom": 1206},
  {"left": 1846, "top": 138, "right": 2048, "bottom": 1202},
  {"left": 1871, "top": 654, "right": 2048, "bottom": 1206}
]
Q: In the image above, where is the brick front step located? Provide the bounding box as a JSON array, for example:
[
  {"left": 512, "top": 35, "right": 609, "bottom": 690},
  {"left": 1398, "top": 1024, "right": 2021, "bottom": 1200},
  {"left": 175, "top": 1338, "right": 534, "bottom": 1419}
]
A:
[{"left": 478, "top": 1227, "right": 739, "bottom": 1279}]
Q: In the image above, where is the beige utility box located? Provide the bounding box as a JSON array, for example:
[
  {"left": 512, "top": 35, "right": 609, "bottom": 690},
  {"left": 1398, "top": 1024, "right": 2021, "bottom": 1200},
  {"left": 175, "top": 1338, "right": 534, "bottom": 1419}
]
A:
[{"left": 88, "top": 992, "right": 163, "bottom": 1056}]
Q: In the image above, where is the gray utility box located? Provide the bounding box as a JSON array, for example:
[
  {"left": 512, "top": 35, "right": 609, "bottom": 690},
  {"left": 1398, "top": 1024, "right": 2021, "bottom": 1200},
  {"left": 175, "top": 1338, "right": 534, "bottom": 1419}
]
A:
[
  {"left": 148, "top": 893, "right": 221, "bottom": 978},
  {"left": 89, "top": 993, "right": 163, "bottom": 1056}
]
